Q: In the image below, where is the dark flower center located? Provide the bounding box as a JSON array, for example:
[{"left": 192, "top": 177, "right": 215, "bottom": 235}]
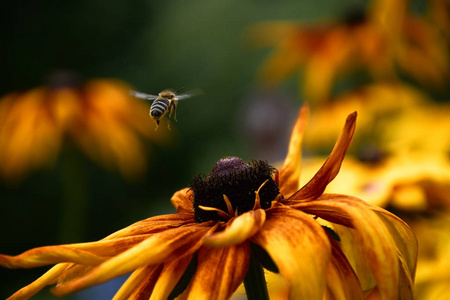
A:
[{"left": 190, "top": 156, "right": 280, "bottom": 223}]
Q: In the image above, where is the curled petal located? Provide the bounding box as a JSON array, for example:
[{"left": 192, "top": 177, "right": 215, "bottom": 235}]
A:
[
  {"left": 186, "top": 242, "right": 251, "bottom": 300},
  {"left": 279, "top": 104, "right": 309, "bottom": 197},
  {"left": 252, "top": 207, "right": 331, "bottom": 299},
  {"left": 329, "top": 224, "right": 376, "bottom": 294},
  {"left": 370, "top": 207, "right": 418, "bottom": 279},
  {"left": 294, "top": 194, "right": 417, "bottom": 299},
  {"left": 203, "top": 209, "right": 266, "bottom": 248},
  {"left": 113, "top": 265, "right": 163, "bottom": 300},
  {"left": 51, "top": 224, "right": 214, "bottom": 296},
  {"left": 289, "top": 111, "right": 357, "bottom": 201},
  {"left": 171, "top": 188, "right": 194, "bottom": 214},
  {"left": 6, "top": 263, "right": 68, "bottom": 300}
]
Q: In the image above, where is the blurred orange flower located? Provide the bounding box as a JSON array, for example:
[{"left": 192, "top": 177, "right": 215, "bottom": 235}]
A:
[
  {"left": 0, "top": 106, "right": 417, "bottom": 299},
  {"left": 248, "top": 0, "right": 449, "bottom": 101},
  {"left": 0, "top": 74, "right": 166, "bottom": 182}
]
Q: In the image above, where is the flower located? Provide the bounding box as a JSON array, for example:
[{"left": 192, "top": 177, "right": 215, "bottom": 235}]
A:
[
  {"left": 0, "top": 105, "right": 417, "bottom": 299},
  {"left": 300, "top": 83, "right": 450, "bottom": 210},
  {"left": 248, "top": 0, "right": 449, "bottom": 101},
  {"left": 0, "top": 72, "right": 166, "bottom": 182}
]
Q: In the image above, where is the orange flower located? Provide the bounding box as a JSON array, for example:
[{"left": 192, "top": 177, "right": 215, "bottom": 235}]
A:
[
  {"left": 0, "top": 74, "right": 166, "bottom": 182},
  {"left": 0, "top": 106, "right": 417, "bottom": 299},
  {"left": 248, "top": 0, "right": 449, "bottom": 101},
  {"left": 248, "top": 17, "right": 387, "bottom": 101}
]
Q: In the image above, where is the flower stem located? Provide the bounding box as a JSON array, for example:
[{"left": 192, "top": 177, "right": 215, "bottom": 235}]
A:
[
  {"left": 59, "top": 143, "right": 88, "bottom": 243},
  {"left": 243, "top": 252, "right": 270, "bottom": 300}
]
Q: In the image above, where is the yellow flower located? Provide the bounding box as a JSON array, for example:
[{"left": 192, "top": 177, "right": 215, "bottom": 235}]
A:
[
  {"left": 0, "top": 106, "right": 417, "bottom": 299},
  {"left": 303, "top": 82, "right": 431, "bottom": 150},
  {"left": 0, "top": 74, "right": 166, "bottom": 182},
  {"left": 301, "top": 83, "right": 450, "bottom": 210}
]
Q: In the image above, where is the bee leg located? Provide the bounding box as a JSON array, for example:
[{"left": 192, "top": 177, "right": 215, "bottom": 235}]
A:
[
  {"left": 154, "top": 119, "right": 159, "bottom": 131},
  {"left": 166, "top": 114, "right": 172, "bottom": 130},
  {"left": 173, "top": 107, "right": 178, "bottom": 122},
  {"left": 173, "top": 103, "right": 178, "bottom": 122}
]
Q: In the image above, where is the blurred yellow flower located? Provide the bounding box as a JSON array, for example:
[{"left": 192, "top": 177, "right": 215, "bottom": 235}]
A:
[
  {"left": 301, "top": 82, "right": 450, "bottom": 209},
  {"left": 248, "top": 0, "right": 449, "bottom": 101},
  {"left": 0, "top": 106, "right": 417, "bottom": 299},
  {"left": 0, "top": 74, "right": 166, "bottom": 182},
  {"left": 303, "top": 82, "right": 431, "bottom": 150}
]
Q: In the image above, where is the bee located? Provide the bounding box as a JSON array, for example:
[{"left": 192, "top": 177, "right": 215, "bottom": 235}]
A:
[{"left": 130, "top": 88, "right": 201, "bottom": 130}]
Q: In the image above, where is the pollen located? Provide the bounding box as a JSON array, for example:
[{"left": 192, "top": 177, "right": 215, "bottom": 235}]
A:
[{"left": 191, "top": 156, "right": 280, "bottom": 223}]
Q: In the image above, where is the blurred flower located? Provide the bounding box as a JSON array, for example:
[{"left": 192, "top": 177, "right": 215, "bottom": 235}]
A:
[
  {"left": 247, "top": 16, "right": 386, "bottom": 101},
  {"left": 248, "top": 0, "right": 449, "bottom": 101},
  {"left": 301, "top": 82, "right": 450, "bottom": 210},
  {"left": 0, "top": 106, "right": 417, "bottom": 299},
  {"left": 429, "top": 0, "right": 450, "bottom": 40},
  {"left": 0, "top": 73, "right": 165, "bottom": 182},
  {"left": 303, "top": 82, "right": 431, "bottom": 150}
]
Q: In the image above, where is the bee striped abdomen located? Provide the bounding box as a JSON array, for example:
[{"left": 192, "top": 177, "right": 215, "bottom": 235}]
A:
[{"left": 150, "top": 99, "right": 170, "bottom": 118}]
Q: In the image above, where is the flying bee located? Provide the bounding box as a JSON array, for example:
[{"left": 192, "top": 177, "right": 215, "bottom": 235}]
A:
[{"left": 130, "top": 88, "right": 201, "bottom": 130}]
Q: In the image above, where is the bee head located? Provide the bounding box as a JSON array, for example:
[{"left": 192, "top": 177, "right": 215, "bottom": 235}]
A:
[{"left": 159, "top": 89, "right": 177, "bottom": 100}]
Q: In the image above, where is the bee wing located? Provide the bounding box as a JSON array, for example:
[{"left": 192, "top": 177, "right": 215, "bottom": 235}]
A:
[
  {"left": 130, "top": 90, "right": 158, "bottom": 101},
  {"left": 176, "top": 88, "right": 204, "bottom": 101}
]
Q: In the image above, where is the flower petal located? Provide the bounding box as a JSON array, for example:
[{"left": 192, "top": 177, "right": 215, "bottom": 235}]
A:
[
  {"left": 113, "top": 265, "right": 163, "bottom": 300},
  {"left": 5, "top": 263, "right": 68, "bottom": 300},
  {"left": 0, "top": 234, "right": 154, "bottom": 269},
  {"left": 331, "top": 224, "right": 376, "bottom": 294},
  {"left": 371, "top": 208, "right": 418, "bottom": 278},
  {"left": 279, "top": 104, "right": 309, "bottom": 197},
  {"left": 51, "top": 223, "right": 215, "bottom": 296},
  {"left": 186, "top": 242, "right": 250, "bottom": 300},
  {"left": 292, "top": 194, "right": 416, "bottom": 299},
  {"left": 289, "top": 111, "right": 357, "bottom": 200},
  {"left": 150, "top": 255, "right": 193, "bottom": 300},
  {"left": 57, "top": 264, "right": 94, "bottom": 286},
  {"left": 252, "top": 206, "right": 331, "bottom": 299},
  {"left": 105, "top": 213, "right": 195, "bottom": 239},
  {"left": 0, "top": 246, "right": 108, "bottom": 269},
  {"left": 203, "top": 209, "right": 266, "bottom": 247},
  {"left": 171, "top": 188, "right": 194, "bottom": 214},
  {"left": 325, "top": 239, "right": 364, "bottom": 300}
]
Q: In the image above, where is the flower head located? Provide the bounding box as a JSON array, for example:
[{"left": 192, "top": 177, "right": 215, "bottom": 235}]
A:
[
  {"left": 0, "top": 105, "right": 417, "bottom": 299},
  {"left": 0, "top": 73, "right": 166, "bottom": 182}
]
